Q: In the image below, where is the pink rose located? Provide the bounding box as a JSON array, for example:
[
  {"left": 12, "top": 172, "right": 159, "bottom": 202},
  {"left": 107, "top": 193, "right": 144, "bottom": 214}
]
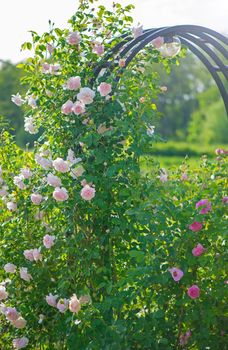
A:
[
  {"left": 12, "top": 317, "right": 27, "bottom": 329},
  {"left": 24, "top": 249, "right": 35, "bottom": 262},
  {"left": 43, "top": 234, "right": 55, "bottom": 249},
  {"left": 35, "top": 154, "right": 52, "bottom": 169},
  {"left": 69, "top": 294, "right": 81, "bottom": 314},
  {"left": 6, "top": 201, "right": 17, "bottom": 211},
  {"left": 192, "top": 243, "right": 205, "bottom": 257},
  {"left": 53, "top": 187, "right": 69, "bottom": 202},
  {"left": 32, "top": 248, "right": 42, "bottom": 262},
  {"left": 196, "top": 199, "right": 211, "bottom": 214},
  {"left": 169, "top": 267, "right": 184, "bottom": 282},
  {"left": 61, "top": 100, "right": 74, "bottom": 115},
  {"left": 46, "top": 173, "right": 62, "bottom": 187},
  {"left": 67, "top": 31, "right": 81, "bottom": 45},
  {"left": 215, "top": 148, "right": 224, "bottom": 155},
  {"left": 92, "top": 43, "right": 104, "bottom": 56},
  {"left": 119, "top": 59, "right": 126, "bottom": 67},
  {"left": 4, "top": 263, "right": 16, "bottom": 273},
  {"left": 72, "top": 101, "right": 86, "bottom": 115},
  {"left": 24, "top": 116, "right": 38, "bottom": 134},
  {"left": 20, "top": 267, "right": 32, "bottom": 282},
  {"left": 0, "top": 186, "right": 8, "bottom": 197},
  {"left": 31, "top": 193, "right": 43, "bottom": 205},
  {"left": 159, "top": 169, "right": 168, "bottom": 182},
  {"left": 46, "top": 293, "right": 58, "bottom": 307},
  {"left": 189, "top": 221, "right": 203, "bottom": 232},
  {"left": 66, "top": 76, "right": 81, "bottom": 90},
  {"left": 49, "top": 64, "right": 60, "bottom": 75},
  {"left": 98, "top": 82, "right": 112, "bottom": 97},
  {"left": 47, "top": 43, "right": 54, "bottom": 54},
  {"left": 222, "top": 196, "right": 228, "bottom": 204},
  {"left": 132, "top": 25, "right": 143, "bottom": 39},
  {"left": 12, "top": 337, "right": 29, "bottom": 349},
  {"left": 56, "top": 298, "right": 68, "bottom": 313},
  {"left": 11, "top": 93, "right": 25, "bottom": 106},
  {"left": 181, "top": 172, "right": 188, "bottom": 181},
  {"left": 77, "top": 87, "right": 95, "bottom": 105},
  {"left": 139, "top": 97, "right": 145, "bottom": 103},
  {"left": 53, "top": 158, "right": 70, "bottom": 173},
  {"left": 13, "top": 175, "right": 26, "bottom": 190},
  {"left": 5, "top": 307, "right": 19, "bottom": 321},
  {"left": 187, "top": 285, "right": 200, "bottom": 299},
  {"left": 20, "top": 168, "right": 32, "bottom": 179},
  {"left": 80, "top": 184, "right": 96, "bottom": 201},
  {"left": 0, "top": 286, "right": 8, "bottom": 300},
  {"left": 27, "top": 95, "right": 37, "bottom": 108},
  {"left": 151, "top": 36, "right": 164, "bottom": 49}
]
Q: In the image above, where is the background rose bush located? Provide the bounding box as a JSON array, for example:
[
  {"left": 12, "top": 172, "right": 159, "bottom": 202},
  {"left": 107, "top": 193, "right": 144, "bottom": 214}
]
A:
[{"left": 0, "top": 0, "right": 227, "bottom": 349}]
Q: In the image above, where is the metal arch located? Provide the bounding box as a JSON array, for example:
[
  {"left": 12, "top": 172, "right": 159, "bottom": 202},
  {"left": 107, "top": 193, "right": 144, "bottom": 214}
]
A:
[{"left": 93, "top": 25, "right": 228, "bottom": 115}]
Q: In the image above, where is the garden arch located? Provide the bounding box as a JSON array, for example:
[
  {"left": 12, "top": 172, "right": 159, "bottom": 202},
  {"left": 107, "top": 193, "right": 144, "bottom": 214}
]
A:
[{"left": 94, "top": 25, "right": 228, "bottom": 115}]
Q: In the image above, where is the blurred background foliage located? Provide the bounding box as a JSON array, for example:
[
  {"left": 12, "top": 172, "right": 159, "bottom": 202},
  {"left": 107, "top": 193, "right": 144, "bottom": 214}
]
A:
[{"left": 0, "top": 53, "right": 227, "bottom": 162}]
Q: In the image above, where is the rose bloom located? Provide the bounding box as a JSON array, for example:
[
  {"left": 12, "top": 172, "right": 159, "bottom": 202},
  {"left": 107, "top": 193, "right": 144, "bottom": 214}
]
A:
[
  {"left": 11, "top": 93, "right": 25, "bottom": 106},
  {"left": 31, "top": 193, "right": 43, "bottom": 205},
  {"left": 5, "top": 307, "right": 19, "bottom": 321},
  {"left": 46, "top": 293, "right": 58, "bottom": 307},
  {"left": 32, "top": 248, "right": 42, "bottom": 262},
  {"left": 6, "top": 201, "right": 17, "bottom": 211},
  {"left": 119, "top": 58, "right": 126, "bottom": 67},
  {"left": 0, "top": 186, "right": 8, "bottom": 197},
  {"left": 61, "top": 100, "right": 74, "bottom": 115},
  {"left": 43, "top": 234, "right": 56, "bottom": 249},
  {"left": 46, "top": 173, "right": 62, "bottom": 187},
  {"left": 4, "top": 263, "right": 16, "bottom": 273},
  {"left": 215, "top": 148, "right": 224, "bottom": 155},
  {"left": 24, "top": 116, "right": 38, "bottom": 134},
  {"left": 53, "top": 187, "right": 69, "bottom": 202},
  {"left": 71, "top": 165, "right": 85, "bottom": 179},
  {"left": 92, "top": 43, "right": 104, "bottom": 56},
  {"left": 139, "top": 97, "right": 145, "bottom": 103},
  {"left": 53, "top": 158, "right": 70, "bottom": 173},
  {"left": 192, "top": 243, "right": 205, "bottom": 257},
  {"left": 49, "top": 64, "right": 61, "bottom": 75},
  {"left": 77, "top": 87, "right": 95, "bottom": 105},
  {"left": 196, "top": 199, "right": 212, "bottom": 214},
  {"left": 24, "top": 249, "right": 35, "bottom": 262},
  {"left": 20, "top": 267, "right": 32, "bottom": 282},
  {"left": 98, "top": 82, "right": 112, "bottom": 97},
  {"left": 35, "top": 154, "right": 52, "bottom": 169},
  {"left": 189, "top": 221, "right": 203, "bottom": 232},
  {"left": 20, "top": 168, "right": 32, "bottom": 179},
  {"left": 57, "top": 298, "right": 68, "bottom": 313},
  {"left": 47, "top": 43, "right": 54, "bottom": 54},
  {"left": 80, "top": 184, "right": 96, "bottom": 201},
  {"left": 169, "top": 267, "right": 184, "bottom": 282},
  {"left": 222, "top": 196, "right": 228, "bottom": 204},
  {"left": 66, "top": 76, "right": 81, "bottom": 90},
  {"left": 72, "top": 101, "right": 85, "bottom": 115},
  {"left": 132, "top": 24, "right": 143, "bottom": 39},
  {"left": 67, "top": 31, "right": 81, "bottom": 45},
  {"left": 12, "top": 317, "right": 27, "bottom": 329},
  {"left": 181, "top": 172, "right": 188, "bottom": 181},
  {"left": 69, "top": 294, "right": 81, "bottom": 314},
  {"left": 12, "top": 337, "right": 29, "bottom": 349},
  {"left": 187, "top": 285, "right": 200, "bottom": 299},
  {"left": 27, "top": 95, "right": 37, "bottom": 108},
  {"left": 0, "top": 286, "right": 8, "bottom": 300},
  {"left": 151, "top": 36, "right": 164, "bottom": 49}
]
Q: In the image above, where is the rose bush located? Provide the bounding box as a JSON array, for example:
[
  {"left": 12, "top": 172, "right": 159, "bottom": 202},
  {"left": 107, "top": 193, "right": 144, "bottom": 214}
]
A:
[{"left": 0, "top": 1, "right": 227, "bottom": 349}]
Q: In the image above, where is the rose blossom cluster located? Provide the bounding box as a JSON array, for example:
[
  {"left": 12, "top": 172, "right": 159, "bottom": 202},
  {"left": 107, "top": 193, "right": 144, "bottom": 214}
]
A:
[
  {"left": 46, "top": 293, "right": 90, "bottom": 314},
  {"left": 13, "top": 168, "right": 32, "bottom": 190},
  {"left": 24, "top": 248, "right": 42, "bottom": 262},
  {"left": 0, "top": 305, "right": 27, "bottom": 330}
]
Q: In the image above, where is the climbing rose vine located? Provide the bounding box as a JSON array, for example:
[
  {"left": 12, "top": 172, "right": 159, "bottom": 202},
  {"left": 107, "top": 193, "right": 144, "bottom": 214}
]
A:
[{"left": 0, "top": 1, "right": 227, "bottom": 349}]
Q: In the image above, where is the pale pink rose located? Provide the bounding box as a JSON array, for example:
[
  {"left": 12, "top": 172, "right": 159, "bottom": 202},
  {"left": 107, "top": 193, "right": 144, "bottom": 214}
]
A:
[
  {"left": 67, "top": 149, "right": 81, "bottom": 166},
  {"left": 139, "top": 97, "right": 145, "bottom": 103},
  {"left": 132, "top": 24, "right": 143, "bottom": 39},
  {"left": 46, "top": 293, "right": 58, "bottom": 307},
  {"left": 159, "top": 169, "right": 168, "bottom": 182},
  {"left": 151, "top": 36, "right": 164, "bottom": 49},
  {"left": 98, "top": 82, "right": 112, "bottom": 97},
  {"left": 12, "top": 337, "right": 29, "bottom": 349},
  {"left": 79, "top": 295, "right": 91, "bottom": 304},
  {"left": 0, "top": 286, "right": 8, "bottom": 300},
  {"left": 169, "top": 267, "right": 184, "bottom": 282},
  {"left": 46, "top": 173, "right": 62, "bottom": 187},
  {"left": 72, "top": 101, "right": 85, "bottom": 115},
  {"left": 49, "top": 64, "right": 60, "bottom": 75},
  {"left": 42, "top": 62, "right": 50, "bottom": 73},
  {"left": 80, "top": 184, "right": 96, "bottom": 201},
  {"left": 4, "top": 263, "right": 16, "bottom": 273},
  {"left": 13, "top": 175, "right": 26, "bottom": 190},
  {"left": 11, "top": 93, "right": 25, "bottom": 106},
  {"left": 31, "top": 193, "right": 43, "bottom": 205},
  {"left": 181, "top": 172, "right": 188, "bottom": 181},
  {"left": 56, "top": 298, "right": 68, "bottom": 313},
  {"left": 43, "top": 234, "right": 55, "bottom": 249},
  {"left": 215, "top": 148, "right": 224, "bottom": 155},
  {"left": 23, "top": 249, "right": 35, "bottom": 262},
  {"left": 0, "top": 186, "right": 8, "bottom": 197},
  {"left": 53, "top": 187, "right": 69, "bottom": 202},
  {"left": 35, "top": 154, "right": 52, "bottom": 169},
  {"left": 6, "top": 201, "right": 17, "bottom": 211},
  {"left": 12, "top": 317, "right": 27, "bottom": 329},
  {"left": 187, "top": 285, "right": 200, "bottom": 299},
  {"left": 192, "top": 243, "right": 205, "bottom": 257},
  {"left": 77, "top": 87, "right": 95, "bottom": 105},
  {"left": 5, "top": 307, "right": 19, "bottom": 321},
  {"left": 61, "top": 100, "right": 74, "bottom": 115},
  {"left": 27, "top": 95, "right": 37, "bottom": 108},
  {"left": 67, "top": 31, "right": 81, "bottom": 45},
  {"left": 53, "top": 158, "right": 70, "bottom": 173},
  {"left": 92, "top": 43, "right": 104, "bottom": 56},
  {"left": 119, "top": 59, "right": 126, "bottom": 67},
  {"left": 222, "top": 196, "right": 228, "bottom": 204},
  {"left": 69, "top": 294, "right": 81, "bottom": 314},
  {"left": 24, "top": 116, "right": 38, "bottom": 134},
  {"left": 189, "top": 221, "right": 203, "bottom": 232},
  {"left": 32, "top": 248, "right": 42, "bottom": 262},
  {"left": 196, "top": 199, "right": 211, "bottom": 214},
  {"left": 47, "top": 43, "right": 54, "bottom": 54},
  {"left": 20, "top": 168, "right": 32, "bottom": 179},
  {"left": 20, "top": 267, "right": 32, "bottom": 282},
  {"left": 81, "top": 179, "right": 88, "bottom": 187},
  {"left": 66, "top": 76, "right": 81, "bottom": 90}
]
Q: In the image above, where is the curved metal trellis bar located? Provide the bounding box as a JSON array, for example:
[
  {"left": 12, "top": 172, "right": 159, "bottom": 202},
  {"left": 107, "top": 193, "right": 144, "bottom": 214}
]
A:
[{"left": 93, "top": 25, "right": 228, "bottom": 115}]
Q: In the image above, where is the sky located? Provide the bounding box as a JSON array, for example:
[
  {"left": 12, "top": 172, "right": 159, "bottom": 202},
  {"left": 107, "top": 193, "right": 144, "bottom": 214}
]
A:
[{"left": 0, "top": 0, "right": 228, "bottom": 62}]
